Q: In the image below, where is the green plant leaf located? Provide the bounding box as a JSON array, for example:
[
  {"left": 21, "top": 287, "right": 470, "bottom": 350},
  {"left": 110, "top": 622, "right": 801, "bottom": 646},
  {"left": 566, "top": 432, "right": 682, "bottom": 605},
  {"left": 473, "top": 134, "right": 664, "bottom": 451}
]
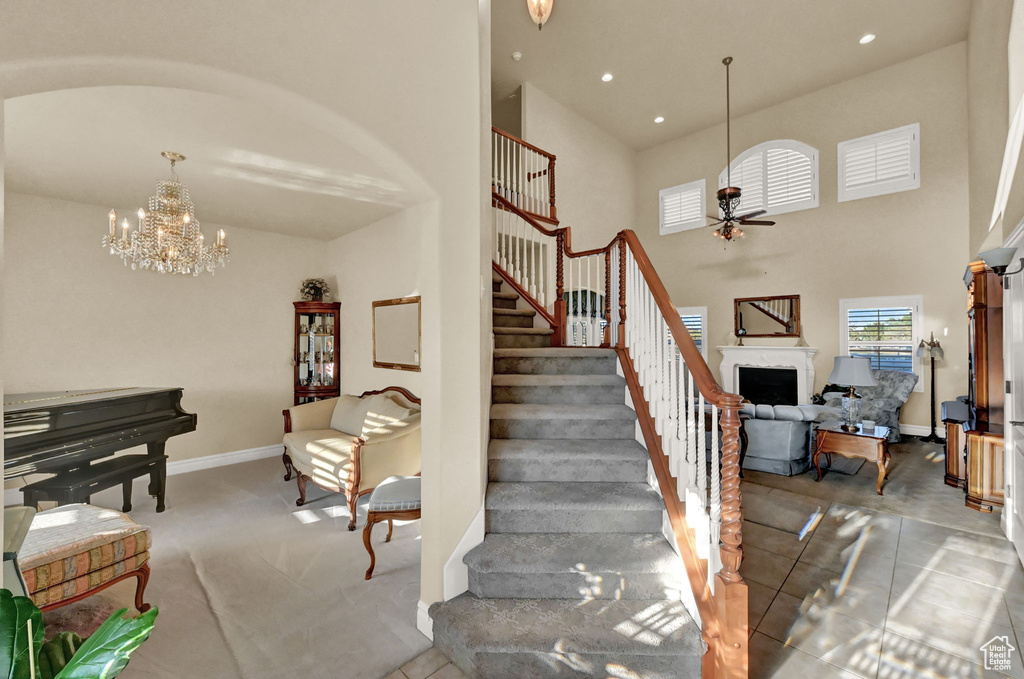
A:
[
  {"left": 54, "top": 607, "right": 157, "bottom": 679},
  {"left": 0, "top": 589, "right": 44, "bottom": 679}
]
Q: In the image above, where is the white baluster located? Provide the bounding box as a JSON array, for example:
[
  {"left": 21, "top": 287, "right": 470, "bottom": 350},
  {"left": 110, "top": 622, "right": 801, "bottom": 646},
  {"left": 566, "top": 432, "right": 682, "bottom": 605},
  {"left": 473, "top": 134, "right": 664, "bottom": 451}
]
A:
[
  {"left": 567, "top": 254, "right": 574, "bottom": 346},
  {"left": 686, "top": 365, "right": 697, "bottom": 498}
]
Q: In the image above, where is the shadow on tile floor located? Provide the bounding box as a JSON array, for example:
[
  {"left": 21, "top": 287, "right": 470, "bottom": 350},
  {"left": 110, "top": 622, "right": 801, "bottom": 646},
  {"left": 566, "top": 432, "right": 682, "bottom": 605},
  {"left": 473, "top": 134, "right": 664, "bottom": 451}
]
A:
[{"left": 744, "top": 489, "right": 1024, "bottom": 678}]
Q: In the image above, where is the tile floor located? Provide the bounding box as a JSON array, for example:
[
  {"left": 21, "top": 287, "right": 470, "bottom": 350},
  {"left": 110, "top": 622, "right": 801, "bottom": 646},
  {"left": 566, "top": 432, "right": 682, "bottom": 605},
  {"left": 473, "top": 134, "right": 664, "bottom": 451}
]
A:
[
  {"left": 743, "top": 485, "right": 1024, "bottom": 678},
  {"left": 384, "top": 648, "right": 467, "bottom": 679}
]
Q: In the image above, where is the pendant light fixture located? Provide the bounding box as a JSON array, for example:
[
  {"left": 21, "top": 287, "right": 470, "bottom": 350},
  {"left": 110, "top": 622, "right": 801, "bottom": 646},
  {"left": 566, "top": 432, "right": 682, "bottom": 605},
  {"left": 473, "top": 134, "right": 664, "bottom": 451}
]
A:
[
  {"left": 526, "top": 0, "right": 553, "bottom": 30},
  {"left": 706, "top": 57, "right": 775, "bottom": 242}
]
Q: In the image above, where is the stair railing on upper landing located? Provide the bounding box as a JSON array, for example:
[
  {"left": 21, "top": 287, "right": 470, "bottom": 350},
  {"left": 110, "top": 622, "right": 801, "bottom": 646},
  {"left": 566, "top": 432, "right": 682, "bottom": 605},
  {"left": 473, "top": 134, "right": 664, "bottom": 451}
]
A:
[{"left": 491, "top": 129, "right": 748, "bottom": 679}]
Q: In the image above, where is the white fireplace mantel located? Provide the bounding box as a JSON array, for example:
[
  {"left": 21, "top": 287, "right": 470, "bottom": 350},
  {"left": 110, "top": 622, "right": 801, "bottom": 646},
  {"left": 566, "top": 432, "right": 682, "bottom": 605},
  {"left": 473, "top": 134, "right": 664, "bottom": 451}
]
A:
[{"left": 717, "top": 345, "right": 819, "bottom": 404}]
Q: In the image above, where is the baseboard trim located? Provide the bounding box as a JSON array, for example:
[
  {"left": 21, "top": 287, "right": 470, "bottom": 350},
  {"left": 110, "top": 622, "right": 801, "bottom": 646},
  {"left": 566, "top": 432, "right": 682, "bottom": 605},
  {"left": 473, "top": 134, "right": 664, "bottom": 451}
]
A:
[
  {"left": 899, "top": 424, "right": 935, "bottom": 437},
  {"left": 417, "top": 600, "right": 433, "bottom": 640},
  {"left": 4, "top": 444, "right": 281, "bottom": 507},
  {"left": 166, "top": 444, "right": 281, "bottom": 476}
]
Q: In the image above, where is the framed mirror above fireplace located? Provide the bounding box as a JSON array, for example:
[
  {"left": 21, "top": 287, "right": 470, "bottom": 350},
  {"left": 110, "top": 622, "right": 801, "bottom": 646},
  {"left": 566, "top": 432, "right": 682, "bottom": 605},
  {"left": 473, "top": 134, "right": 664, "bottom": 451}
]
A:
[{"left": 734, "top": 295, "right": 801, "bottom": 338}]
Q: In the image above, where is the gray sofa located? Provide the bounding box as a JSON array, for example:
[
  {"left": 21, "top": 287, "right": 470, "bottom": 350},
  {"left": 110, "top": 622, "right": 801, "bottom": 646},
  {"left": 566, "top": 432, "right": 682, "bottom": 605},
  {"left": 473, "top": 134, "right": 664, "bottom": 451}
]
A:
[
  {"left": 737, "top": 369, "right": 919, "bottom": 476},
  {"left": 739, "top": 403, "right": 819, "bottom": 476}
]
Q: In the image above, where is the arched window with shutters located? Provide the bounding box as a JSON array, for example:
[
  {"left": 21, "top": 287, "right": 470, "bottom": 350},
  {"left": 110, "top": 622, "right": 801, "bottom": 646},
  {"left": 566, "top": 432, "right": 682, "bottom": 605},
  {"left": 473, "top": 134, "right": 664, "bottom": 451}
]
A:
[{"left": 718, "top": 140, "right": 819, "bottom": 217}]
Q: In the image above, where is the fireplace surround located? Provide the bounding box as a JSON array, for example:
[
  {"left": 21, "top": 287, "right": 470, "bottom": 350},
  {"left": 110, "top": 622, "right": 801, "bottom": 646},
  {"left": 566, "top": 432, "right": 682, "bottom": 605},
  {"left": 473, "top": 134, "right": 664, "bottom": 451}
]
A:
[{"left": 718, "top": 345, "right": 818, "bottom": 405}]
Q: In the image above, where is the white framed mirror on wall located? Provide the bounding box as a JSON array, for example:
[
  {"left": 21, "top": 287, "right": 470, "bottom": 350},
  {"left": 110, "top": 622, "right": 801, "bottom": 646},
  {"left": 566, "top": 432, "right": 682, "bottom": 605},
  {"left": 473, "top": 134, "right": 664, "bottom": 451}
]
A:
[{"left": 372, "top": 296, "right": 421, "bottom": 372}]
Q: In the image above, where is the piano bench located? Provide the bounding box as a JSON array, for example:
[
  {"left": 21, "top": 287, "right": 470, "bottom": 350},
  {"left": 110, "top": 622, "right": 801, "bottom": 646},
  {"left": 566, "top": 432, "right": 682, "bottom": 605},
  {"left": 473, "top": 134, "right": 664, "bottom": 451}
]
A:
[{"left": 21, "top": 454, "right": 168, "bottom": 514}]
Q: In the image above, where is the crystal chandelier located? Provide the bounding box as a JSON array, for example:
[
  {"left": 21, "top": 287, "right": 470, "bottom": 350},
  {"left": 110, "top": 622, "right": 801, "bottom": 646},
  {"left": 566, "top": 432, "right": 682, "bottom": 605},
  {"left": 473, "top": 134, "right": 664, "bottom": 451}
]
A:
[{"left": 103, "top": 152, "right": 229, "bottom": 276}]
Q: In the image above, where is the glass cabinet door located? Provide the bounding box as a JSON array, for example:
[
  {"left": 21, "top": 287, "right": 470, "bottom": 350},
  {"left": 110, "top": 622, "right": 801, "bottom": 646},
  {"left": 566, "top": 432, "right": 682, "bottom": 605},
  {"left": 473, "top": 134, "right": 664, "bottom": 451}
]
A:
[{"left": 296, "top": 310, "right": 336, "bottom": 388}]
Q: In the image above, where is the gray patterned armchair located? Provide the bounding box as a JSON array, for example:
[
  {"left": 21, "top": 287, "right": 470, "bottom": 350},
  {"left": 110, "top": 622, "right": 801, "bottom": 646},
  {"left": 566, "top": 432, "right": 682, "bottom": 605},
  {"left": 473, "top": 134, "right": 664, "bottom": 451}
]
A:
[{"left": 818, "top": 369, "right": 919, "bottom": 442}]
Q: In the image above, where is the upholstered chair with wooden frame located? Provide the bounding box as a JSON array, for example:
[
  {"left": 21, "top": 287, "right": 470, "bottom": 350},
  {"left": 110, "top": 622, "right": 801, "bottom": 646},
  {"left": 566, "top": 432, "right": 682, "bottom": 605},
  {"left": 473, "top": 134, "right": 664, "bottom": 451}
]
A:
[{"left": 281, "top": 386, "right": 421, "bottom": 530}]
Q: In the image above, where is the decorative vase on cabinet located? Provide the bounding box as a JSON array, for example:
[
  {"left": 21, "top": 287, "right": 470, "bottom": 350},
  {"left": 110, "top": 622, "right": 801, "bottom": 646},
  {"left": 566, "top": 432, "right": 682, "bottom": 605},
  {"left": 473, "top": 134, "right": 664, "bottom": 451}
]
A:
[{"left": 293, "top": 301, "right": 341, "bottom": 405}]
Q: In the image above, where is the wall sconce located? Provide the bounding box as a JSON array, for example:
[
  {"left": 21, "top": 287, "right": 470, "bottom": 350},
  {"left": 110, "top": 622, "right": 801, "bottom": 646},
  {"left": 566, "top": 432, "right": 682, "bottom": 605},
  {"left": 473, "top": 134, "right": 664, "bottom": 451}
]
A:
[{"left": 978, "top": 247, "right": 1024, "bottom": 276}]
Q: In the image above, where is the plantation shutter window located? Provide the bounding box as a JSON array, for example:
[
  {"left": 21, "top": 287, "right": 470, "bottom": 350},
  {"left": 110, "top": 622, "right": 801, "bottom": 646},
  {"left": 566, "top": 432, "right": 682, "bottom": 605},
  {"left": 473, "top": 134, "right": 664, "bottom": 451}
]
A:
[
  {"left": 839, "top": 296, "right": 923, "bottom": 391},
  {"left": 838, "top": 123, "right": 920, "bottom": 202},
  {"left": 659, "top": 179, "right": 706, "bottom": 235},
  {"left": 673, "top": 306, "right": 708, "bottom": 360},
  {"left": 718, "top": 140, "right": 818, "bottom": 217}
]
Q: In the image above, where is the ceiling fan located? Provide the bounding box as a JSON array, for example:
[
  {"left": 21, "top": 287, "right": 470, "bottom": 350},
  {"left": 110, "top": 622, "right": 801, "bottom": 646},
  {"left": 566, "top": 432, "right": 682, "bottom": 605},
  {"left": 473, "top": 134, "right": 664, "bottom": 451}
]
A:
[{"left": 708, "top": 57, "right": 775, "bottom": 242}]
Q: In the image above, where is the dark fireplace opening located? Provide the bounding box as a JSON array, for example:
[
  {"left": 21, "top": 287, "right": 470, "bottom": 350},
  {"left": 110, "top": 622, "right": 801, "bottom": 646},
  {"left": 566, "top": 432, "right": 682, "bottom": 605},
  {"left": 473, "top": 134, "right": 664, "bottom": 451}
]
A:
[{"left": 738, "top": 367, "right": 798, "bottom": 406}]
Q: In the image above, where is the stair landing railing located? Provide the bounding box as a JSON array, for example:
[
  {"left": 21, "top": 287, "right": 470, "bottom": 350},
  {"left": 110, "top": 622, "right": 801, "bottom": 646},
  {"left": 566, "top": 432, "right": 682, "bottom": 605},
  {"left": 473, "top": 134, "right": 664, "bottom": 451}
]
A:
[{"left": 490, "top": 129, "right": 748, "bottom": 679}]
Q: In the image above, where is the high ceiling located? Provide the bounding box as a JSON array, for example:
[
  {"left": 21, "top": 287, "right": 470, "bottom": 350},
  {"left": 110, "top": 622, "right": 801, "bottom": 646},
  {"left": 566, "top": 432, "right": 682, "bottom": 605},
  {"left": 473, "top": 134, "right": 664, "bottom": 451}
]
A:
[
  {"left": 492, "top": 0, "right": 972, "bottom": 150},
  {"left": 5, "top": 87, "right": 416, "bottom": 240}
]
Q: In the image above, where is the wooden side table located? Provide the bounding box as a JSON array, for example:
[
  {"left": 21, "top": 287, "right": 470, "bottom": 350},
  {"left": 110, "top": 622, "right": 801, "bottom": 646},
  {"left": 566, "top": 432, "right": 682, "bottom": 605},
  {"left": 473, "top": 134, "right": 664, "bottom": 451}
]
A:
[{"left": 813, "top": 424, "right": 891, "bottom": 495}]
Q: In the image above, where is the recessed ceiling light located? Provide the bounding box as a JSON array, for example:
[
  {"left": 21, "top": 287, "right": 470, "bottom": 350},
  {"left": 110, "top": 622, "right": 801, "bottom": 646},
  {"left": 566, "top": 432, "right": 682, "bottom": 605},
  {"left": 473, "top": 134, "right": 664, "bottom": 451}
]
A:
[
  {"left": 654, "top": 116, "right": 665, "bottom": 124},
  {"left": 859, "top": 33, "right": 876, "bottom": 44},
  {"left": 601, "top": 73, "right": 614, "bottom": 82}
]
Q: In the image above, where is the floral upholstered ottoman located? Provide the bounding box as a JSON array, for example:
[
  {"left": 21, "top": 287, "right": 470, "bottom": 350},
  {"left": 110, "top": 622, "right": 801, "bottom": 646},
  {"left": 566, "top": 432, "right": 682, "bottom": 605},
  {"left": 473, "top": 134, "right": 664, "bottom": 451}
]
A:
[{"left": 18, "top": 504, "right": 152, "bottom": 612}]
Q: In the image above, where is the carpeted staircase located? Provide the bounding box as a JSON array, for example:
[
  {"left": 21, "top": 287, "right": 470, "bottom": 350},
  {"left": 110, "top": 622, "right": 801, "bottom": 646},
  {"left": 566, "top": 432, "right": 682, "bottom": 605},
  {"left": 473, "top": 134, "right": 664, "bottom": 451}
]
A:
[{"left": 428, "top": 275, "right": 704, "bottom": 679}]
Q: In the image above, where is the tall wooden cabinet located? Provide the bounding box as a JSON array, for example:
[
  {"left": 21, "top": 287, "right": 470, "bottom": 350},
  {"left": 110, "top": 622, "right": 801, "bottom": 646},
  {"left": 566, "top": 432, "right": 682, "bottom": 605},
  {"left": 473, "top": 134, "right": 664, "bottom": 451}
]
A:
[
  {"left": 293, "top": 301, "right": 341, "bottom": 405},
  {"left": 963, "top": 261, "right": 1005, "bottom": 512}
]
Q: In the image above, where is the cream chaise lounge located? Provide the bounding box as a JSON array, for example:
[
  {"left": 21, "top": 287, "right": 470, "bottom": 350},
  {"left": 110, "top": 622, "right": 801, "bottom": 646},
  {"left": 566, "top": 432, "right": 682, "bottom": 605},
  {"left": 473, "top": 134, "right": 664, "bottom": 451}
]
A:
[{"left": 282, "top": 386, "right": 421, "bottom": 530}]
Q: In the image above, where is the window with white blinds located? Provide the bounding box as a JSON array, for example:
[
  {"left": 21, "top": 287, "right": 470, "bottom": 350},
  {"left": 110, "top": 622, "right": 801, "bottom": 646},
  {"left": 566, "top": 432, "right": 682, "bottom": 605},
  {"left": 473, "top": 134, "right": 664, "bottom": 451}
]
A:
[
  {"left": 659, "top": 179, "right": 705, "bottom": 235},
  {"left": 838, "top": 123, "right": 920, "bottom": 202},
  {"left": 718, "top": 140, "right": 818, "bottom": 217},
  {"left": 839, "top": 295, "right": 923, "bottom": 391},
  {"left": 672, "top": 306, "right": 708, "bottom": 360}
]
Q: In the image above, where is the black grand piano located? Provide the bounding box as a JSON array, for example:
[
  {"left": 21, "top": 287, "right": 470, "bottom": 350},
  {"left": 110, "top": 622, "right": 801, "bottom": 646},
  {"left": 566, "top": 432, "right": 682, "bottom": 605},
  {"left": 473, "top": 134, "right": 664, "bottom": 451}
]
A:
[{"left": 4, "top": 388, "right": 196, "bottom": 512}]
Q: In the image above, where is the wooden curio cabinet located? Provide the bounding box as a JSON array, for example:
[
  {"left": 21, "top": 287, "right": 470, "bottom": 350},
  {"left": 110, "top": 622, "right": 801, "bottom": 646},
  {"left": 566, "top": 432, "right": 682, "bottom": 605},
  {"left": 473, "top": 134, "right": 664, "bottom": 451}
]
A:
[
  {"left": 293, "top": 301, "right": 341, "bottom": 405},
  {"left": 962, "top": 261, "right": 1005, "bottom": 511}
]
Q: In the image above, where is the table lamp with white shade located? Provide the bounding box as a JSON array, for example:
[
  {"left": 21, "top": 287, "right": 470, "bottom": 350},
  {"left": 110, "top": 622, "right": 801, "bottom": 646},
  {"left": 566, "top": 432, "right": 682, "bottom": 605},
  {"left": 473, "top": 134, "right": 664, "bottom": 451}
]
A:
[{"left": 828, "top": 356, "right": 878, "bottom": 432}]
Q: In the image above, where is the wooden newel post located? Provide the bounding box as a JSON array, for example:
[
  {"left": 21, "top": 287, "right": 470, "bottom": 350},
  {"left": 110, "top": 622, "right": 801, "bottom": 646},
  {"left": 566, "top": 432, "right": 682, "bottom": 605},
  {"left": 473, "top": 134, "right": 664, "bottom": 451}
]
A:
[
  {"left": 617, "top": 237, "right": 627, "bottom": 348},
  {"left": 548, "top": 155, "right": 557, "bottom": 223},
  {"left": 715, "top": 396, "right": 747, "bottom": 678},
  {"left": 553, "top": 231, "right": 566, "bottom": 347}
]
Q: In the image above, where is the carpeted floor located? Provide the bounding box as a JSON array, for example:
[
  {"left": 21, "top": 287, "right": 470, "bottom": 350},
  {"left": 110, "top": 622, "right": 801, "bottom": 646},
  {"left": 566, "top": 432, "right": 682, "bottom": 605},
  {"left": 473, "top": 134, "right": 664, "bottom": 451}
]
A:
[
  {"left": 36, "top": 456, "right": 429, "bottom": 679},
  {"left": 742, "top": 436, "right": 1004, "bottom": 538}
]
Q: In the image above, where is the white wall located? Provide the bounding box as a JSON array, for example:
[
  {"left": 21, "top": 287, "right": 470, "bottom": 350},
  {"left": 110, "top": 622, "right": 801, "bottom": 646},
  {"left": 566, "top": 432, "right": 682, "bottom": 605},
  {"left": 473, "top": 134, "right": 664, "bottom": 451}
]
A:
[
  {"left": 967, "top": 0, "right": 1013, "bottom": 254},
  {"left": 635, "top": 44, "right": 970, "bottom": 431},
  {"left": 521, "top": 82, "right": 636, "bottom": 246},
  {"left": 2, "top": 193, "right": 329, "bottom": 473},
  {"left": 328, "top": 206, "right": 424, "bottom": 397}
]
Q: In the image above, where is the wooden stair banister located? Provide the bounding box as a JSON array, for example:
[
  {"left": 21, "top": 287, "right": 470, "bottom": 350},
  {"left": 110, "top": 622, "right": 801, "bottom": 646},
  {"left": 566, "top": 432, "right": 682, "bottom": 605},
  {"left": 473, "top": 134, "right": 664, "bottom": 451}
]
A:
[{"left": 492, "top": 127, "right": 558, "bottom": 225}]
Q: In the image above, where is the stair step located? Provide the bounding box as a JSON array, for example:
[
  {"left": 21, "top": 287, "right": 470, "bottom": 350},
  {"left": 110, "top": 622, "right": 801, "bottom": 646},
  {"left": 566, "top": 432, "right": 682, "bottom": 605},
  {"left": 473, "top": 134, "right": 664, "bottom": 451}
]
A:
[
  {"left": 492, "top": 308, "right": 536, "bottom": 329},
  {"left": 431, "top": 593, "right": 703, "bottom": 679},
  {"left": 495, "top": 348, "right": 617, "bottom": 357},
  {"left": 492, "top": 373, "right": 625, "bottom": 405},
  {"left": 464, "top": 533, "right": 685, "bottom": 600},
  {"left": 494, "top": 327, "right": 553, "bottom": 349},
  {"left": 492, "top": 291, "right": 520, "bottom": 310},
  {"left": 493, "top": 327, "right": 552, "bottom": 334},
  {"left": 488, "top": 439, "right": 648, "bottom": 482},
  {"left": 492, "top": 374, "right": 624, "bottom": 386},
  {"left": 485, "top": 481, "right": 663, "bottom": 533},
  {"left": 491, "top": 403, "right": 636, "bottom": 439},
  {"left": 493, "top": 348, "right": 618, "bottom": 375}
]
